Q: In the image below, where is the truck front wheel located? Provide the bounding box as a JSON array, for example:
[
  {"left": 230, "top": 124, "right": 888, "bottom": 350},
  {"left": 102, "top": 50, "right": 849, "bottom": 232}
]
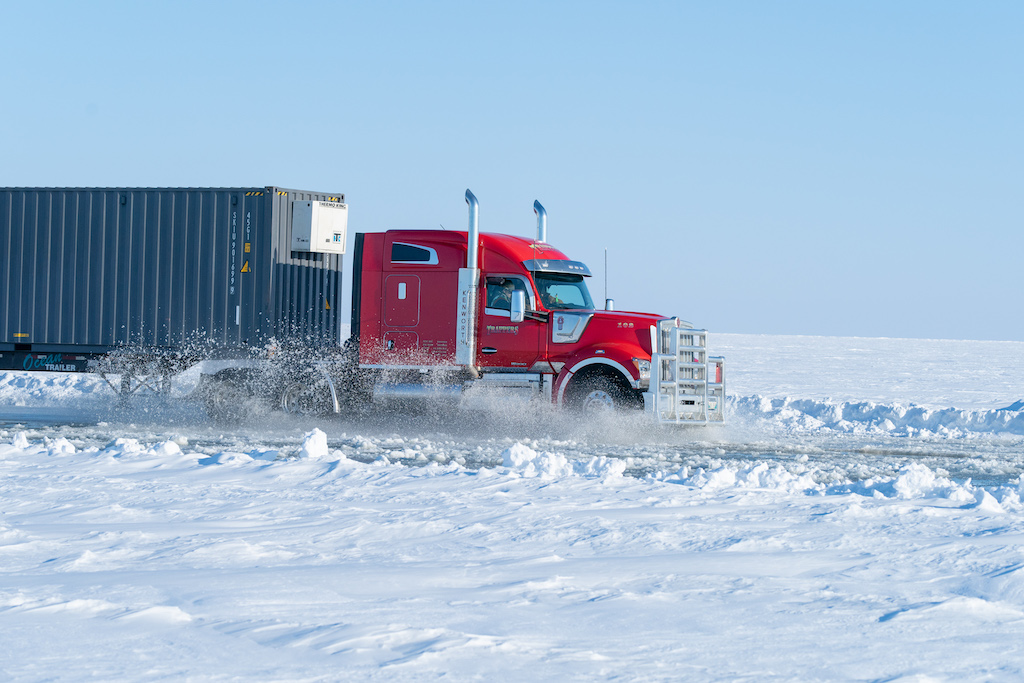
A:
[{"left": 569, "top": 373, "right": 641, "bottom": 415}]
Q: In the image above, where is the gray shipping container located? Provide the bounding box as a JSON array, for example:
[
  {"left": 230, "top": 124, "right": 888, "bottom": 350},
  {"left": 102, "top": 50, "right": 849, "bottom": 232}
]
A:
[{"left": 1, "top": 186, "right": 346, "bottom": 363}]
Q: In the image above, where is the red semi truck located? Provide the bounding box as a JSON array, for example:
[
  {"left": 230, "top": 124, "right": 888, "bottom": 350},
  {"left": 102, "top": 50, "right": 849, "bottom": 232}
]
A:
[
  {"left": 0, "top": 185, "right": 723, "bottom": 423},
  {"left": 270, "top": 190, "right": 725, "bottom": 425}
]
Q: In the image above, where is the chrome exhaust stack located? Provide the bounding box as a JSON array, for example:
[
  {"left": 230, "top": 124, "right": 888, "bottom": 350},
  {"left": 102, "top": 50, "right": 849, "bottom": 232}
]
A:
[
  {"left": 456, "top": 190, "right": 481, "bottom": 372},
  {"left": 466, "top": 189, "right": 480, "bottom": 270},
  {"left": 533, "top": 200, "right": 547, "bottom": 243}
]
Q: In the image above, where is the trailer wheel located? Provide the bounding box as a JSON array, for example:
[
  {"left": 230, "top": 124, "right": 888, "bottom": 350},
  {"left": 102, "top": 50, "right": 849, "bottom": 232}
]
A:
[
  {"left": 569, "top": 373, "right": 640, "bottom": 415},
  {"left": 203, "top": 379, "right": 249, "bottom": 422},
  {"left": 280, "top": 377, "right": 334, "bottom": 416}
]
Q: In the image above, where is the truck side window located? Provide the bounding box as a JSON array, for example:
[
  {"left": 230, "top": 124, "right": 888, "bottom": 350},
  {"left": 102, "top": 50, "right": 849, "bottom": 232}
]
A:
[
  {"left": 391, "top": 243, "right": 439, "bottom": 264},
  {"left": 485, "top": 277, "right": 530, "bottom": 315}
]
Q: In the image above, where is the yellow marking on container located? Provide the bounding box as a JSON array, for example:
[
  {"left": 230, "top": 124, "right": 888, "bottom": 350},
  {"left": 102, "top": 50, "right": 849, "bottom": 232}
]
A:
[
  {"left": 241, "top": 261, "right": 250, "bottom": 273},
  {"left": 326, "top": 300, "right": 331, "bottom": 310},
  {"left": 244, "top": 242, "right": 251, "bottom": 253},
  {"left": 14, "top": 333, "right": 29, "bottom": 338}
]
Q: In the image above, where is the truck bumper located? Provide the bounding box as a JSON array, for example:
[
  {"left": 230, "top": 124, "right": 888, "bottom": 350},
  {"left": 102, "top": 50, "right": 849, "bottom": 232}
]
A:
[{"left": 642, "top": 318, "right": 726, "bottom": 425}]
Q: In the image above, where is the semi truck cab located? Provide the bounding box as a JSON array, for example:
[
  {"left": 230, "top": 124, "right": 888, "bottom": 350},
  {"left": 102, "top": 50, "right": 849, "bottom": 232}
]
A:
[{"left": 349, "top": 191, "right": 725, "bottom": 424}]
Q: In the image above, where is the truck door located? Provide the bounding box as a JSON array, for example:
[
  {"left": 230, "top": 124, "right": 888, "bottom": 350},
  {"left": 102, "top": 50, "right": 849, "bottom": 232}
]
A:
[
  {"left": 381, "top": 274, "right": 420, "bottom": 355},
  {"left": 477, "top": 275, "right": 544, "bottom": 370}
]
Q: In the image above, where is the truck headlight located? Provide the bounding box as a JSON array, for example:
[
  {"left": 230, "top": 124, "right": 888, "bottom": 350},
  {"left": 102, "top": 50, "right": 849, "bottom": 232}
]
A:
[{"left": 633, "top": 358, "right": 651, "bottom": 381}]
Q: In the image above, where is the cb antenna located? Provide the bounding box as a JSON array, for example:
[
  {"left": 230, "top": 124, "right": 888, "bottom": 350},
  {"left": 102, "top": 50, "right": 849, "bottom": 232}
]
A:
[{"left": 603, "top": 248, "right": 614, "bottom": 310}]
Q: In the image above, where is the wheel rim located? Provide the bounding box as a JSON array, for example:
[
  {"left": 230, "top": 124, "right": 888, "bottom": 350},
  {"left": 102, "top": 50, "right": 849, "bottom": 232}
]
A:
[
  {"left": 205, "top": 381, "right": 245, "bottom": 420},
  {"left": 582, "top": 389, "right": 616, "bottom": 413},
  {"left": 281, "top": 383, "right": 309, "bottom": 415}
]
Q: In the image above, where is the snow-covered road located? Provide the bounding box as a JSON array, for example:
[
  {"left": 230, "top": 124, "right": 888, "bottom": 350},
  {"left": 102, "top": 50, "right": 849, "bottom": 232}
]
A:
[{"left": 2, "top": 333, "right": 1023, "bottom": 680}]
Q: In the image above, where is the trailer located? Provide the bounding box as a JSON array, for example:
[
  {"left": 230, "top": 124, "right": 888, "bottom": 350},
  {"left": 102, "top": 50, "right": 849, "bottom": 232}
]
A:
[
  {"left": 1, "top": 186, "right": 345, "bottom": 394},
  {"left": 2, "top": 186, "right": 725, "bottom": 424}
]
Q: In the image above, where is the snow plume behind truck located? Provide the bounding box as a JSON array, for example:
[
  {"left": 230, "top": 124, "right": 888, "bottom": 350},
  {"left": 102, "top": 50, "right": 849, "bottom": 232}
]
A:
[{"left": 1, "top": 186, "right": 724, "bottom": 424}]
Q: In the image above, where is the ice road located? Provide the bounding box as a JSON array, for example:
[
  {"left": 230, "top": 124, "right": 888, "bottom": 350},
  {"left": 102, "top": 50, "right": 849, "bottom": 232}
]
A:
[{"left": 1, "top": 333, "right": 1023, "bottom": 681}]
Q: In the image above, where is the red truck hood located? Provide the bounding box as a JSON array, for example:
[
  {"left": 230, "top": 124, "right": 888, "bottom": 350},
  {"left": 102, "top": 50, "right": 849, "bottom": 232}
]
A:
[
  {"left": 573, "top": 310, "right": 667, "bottom": 356},
  {"left": 586, "top": 310, "right": 666, "bottom": 328}
]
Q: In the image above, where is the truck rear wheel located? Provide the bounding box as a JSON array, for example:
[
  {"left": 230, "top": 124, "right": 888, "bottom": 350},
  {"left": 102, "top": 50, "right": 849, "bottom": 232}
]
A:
[{"left": 280, "top": 376, "right": 334, "bottom": 416}]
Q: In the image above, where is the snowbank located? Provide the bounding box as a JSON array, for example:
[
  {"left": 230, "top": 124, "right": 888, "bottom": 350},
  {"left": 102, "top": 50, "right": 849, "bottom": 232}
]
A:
[
  {"left": 501, "top": 442, "right": 626, "bottom": 479},
  {"left": 733, "top": 394, "right": 1024, "bottom": 437}
]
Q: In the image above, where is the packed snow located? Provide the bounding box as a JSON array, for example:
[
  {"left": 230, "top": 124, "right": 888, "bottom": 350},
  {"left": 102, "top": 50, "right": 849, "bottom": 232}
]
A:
[{"left": 2, "top": 333, "right": 1024, "bottom": 681}]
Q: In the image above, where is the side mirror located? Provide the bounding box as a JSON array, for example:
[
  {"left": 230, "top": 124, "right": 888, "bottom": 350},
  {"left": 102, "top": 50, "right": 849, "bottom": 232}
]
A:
[{"left": 510, "top": 290, "right": 526, "bottom": 323}]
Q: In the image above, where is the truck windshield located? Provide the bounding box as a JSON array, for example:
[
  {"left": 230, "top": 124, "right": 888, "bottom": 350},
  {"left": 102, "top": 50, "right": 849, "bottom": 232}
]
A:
[{"left": 533, "top": 272, "right": 595, "bottom": 310}]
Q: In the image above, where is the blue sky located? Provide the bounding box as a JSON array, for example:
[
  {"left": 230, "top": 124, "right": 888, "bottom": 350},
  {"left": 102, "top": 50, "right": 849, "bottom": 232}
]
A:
[{"left": 3, "top": 1, "right": 1022, "bottom": 340}]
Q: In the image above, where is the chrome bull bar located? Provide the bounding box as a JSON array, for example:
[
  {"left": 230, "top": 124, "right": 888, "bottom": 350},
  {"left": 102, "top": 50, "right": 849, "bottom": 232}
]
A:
[{"left": 643, "top": 318, "right": 726, "bottom": 424}]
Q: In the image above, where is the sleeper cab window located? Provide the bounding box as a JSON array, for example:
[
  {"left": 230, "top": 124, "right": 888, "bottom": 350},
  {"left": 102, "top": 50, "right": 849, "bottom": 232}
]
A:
[{"left": 391, "top": 243, "right": 439, "bottom": 265}]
